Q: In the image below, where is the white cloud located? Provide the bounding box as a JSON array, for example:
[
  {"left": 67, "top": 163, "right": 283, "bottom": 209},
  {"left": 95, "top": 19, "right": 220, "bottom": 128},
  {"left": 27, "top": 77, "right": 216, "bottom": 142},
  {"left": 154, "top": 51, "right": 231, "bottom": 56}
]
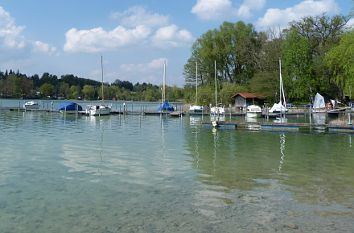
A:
[
  {"left": 0, "top": 6, "right": 26, "bottom": 51},
  {"left": 191, "top": 0, "right": 233, "bottom": 20},
  {"left": 64, "top": 6, "right": 193, "bottom": 52},
  {"left": 63, "top": 25, "right": 151, "bottom": 53},
  {"left": 33, "top": 41, "right": 57, "bottom": 55},
  {"left": 191, "top": 0, "right": 265, "bottom": 20},
  {"left": 345, "top": 18, "right": 354, "bottom": 29},
  {"left": 111, "top": 6, "right": 169, "bottom": 28},
  {"left": 119, "top": 58, "right": 168, "bottom": 84},
  {"left": 0, "top": 6, "right": 57, "bottom": 61},
  {"left": 256, "top": 0, "right": 340, "bottom": 30},
  {"left": 152, "top": 25, "right": 194, "bottom": 48},
  {"left": 237, "top": 0, "right": 266, "bottom": 18}
]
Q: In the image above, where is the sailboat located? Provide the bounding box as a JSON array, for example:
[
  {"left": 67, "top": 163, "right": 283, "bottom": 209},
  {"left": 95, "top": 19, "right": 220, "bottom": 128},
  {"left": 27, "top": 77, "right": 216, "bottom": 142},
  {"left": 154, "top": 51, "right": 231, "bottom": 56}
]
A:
[
  {"left": 189, "top": 62, "right": 204, "bottom": 113},
  {"left": 269, "top": 59, "right": 288, "bottom": 114},
  {"left": 157, "top": 61, "right": 174, "bottom": 113},
  {"left": 87, "top": 56, "right": 111, "bottom": 116},
  {"left": 210, "top": 61, "right": 225, "bottom": 126}
]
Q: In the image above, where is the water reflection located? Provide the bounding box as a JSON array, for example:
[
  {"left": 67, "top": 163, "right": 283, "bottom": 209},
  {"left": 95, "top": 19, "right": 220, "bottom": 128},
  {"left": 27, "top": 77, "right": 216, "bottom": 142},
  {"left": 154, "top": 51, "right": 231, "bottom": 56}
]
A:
[
  {"left": 184, "top": 128, "right": 354, "bottom": 205},
  {"left": 278, "top": 133, "right": 286, "bottom": 173}
]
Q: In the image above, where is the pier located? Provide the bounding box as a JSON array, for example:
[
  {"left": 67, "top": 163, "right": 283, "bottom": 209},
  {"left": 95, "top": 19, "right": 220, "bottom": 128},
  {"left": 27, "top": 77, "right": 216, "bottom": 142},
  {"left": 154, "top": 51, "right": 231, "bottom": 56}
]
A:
[{"left": 202, "top": 120, "right": 354, "bottom": 133}]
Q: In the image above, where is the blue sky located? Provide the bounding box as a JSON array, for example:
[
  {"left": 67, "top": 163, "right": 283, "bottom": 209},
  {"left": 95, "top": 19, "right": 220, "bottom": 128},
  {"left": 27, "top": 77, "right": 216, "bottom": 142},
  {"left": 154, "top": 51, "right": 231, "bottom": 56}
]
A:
[{"left": 0, "top": 0, "right": 353, "bottom": 86}]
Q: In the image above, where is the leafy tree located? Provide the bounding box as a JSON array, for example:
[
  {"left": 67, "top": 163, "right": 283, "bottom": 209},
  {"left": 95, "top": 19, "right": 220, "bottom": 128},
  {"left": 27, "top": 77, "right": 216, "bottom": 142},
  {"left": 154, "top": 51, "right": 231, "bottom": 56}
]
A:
[
  {"left": 184, "top": 21, "right": 262, "bottom": 86},
  {"left": 325, "top": 30, "right": 354, "bottom": 98},
  {"left": 58, "top": 82, "right": 70, "bottom": 98},
  {"left": 219, "top": 82, "right": 248, "bottom": 105},
  {"left": 69, "top": 85, "right": 82, "bottom": 99},
  {"left": 282, "top": 29, "right": 313, "bottom": 100},
  {"left": 40, "top": 83, "right": 55, "bottom": 98},
  {"left": 82, "top": 85, "right": 95, "bottom": 100}
]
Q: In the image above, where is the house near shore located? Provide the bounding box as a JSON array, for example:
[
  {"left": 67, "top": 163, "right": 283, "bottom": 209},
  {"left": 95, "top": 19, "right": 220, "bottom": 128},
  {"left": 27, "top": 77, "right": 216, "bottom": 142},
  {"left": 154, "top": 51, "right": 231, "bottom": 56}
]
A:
[{"left": 232, "top": 92, "right": 264, "bottom": 112}]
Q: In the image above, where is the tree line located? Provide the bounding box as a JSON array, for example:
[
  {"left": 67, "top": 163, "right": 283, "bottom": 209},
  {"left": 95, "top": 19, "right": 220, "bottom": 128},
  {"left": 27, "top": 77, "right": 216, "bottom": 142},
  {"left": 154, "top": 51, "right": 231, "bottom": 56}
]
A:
[
  {"left": 184, "top": 14, "right": 354, "bottom": 106},
  {"left": 1, "top": 14, "right": 353, "bottom": 106},
  {"left": 0, "top": 70, "right": 184, "bottom": 101}
]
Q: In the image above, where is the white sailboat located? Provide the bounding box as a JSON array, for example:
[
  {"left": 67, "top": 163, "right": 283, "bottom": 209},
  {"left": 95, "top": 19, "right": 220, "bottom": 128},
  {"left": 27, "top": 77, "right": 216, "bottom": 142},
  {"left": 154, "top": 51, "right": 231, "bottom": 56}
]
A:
[
  {"left": 312, "top": 92, "right": 326, "bottom": 113},
  {"left": 211, "top": 61, "right": 225, "bottom": 126},
  {"left": 87, "top": 56, "right": 111, "bottom": 116},
  {"left": 269, "top": 59, "right": 288, "bottom": 114},
  {"left": 189, "top": 62, "right": 204, "bottom": 113}
]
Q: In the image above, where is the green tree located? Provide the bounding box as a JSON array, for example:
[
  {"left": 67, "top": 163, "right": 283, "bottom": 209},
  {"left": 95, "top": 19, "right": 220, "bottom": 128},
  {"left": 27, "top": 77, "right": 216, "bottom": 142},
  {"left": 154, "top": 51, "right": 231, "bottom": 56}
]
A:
[
  {"left": 282, "top": 29, "right": 313, "bottom": 100},
  {"left": 325, "top": 30, "right": 354, "bottom": 98},
  {"left": 40, "top": 83, "right": 54, "bottom": 98},
  {"left": 69, "top": 85, "right": 82, "bottom": 99},
  {"left": 184, "top": 21, "right": 262, "bottom": 86},
  {"left": 58, "top": 82, "right": 70, "bottom": 98},
  {"left": 219, "top": 82, "right": 248, "bottom": 105},
  {"left": 82, "top": 85, "right": 95, "bottom": 100}
]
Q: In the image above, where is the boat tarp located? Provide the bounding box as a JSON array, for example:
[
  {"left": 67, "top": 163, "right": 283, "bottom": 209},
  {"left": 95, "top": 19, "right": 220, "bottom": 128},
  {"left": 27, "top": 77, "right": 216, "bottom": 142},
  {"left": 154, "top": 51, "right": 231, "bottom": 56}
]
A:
[
  {"left": 313, "top": 93, "right": 325, "bottom": 109},
  {"left": 269, "top": 102, "right": 287, "bottom": 113},
  {"left": 58, "top": 102, "right": 83, "bottom": 111},
  {"left": 158, "top": 101, "right": 174, "bottom": 112}
]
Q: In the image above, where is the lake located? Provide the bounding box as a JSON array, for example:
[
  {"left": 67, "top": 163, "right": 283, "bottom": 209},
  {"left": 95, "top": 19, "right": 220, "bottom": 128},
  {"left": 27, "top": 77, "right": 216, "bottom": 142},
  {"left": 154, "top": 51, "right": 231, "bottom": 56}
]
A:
[{"left": 0, "top": 100, "right": 353, "bottom": 233}]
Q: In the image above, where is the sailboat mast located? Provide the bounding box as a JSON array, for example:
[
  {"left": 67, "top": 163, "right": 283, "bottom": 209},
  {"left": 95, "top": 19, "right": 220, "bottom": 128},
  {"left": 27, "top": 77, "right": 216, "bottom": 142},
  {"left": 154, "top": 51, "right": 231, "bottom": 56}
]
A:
[
  {"left": 101, "top": 55, "right": 104, "bottom": 102},
  {"left": 162, "top": 61, "right": 166, "bottom": 103},
  {"left": 195, "top": 62, "right": 198, "bottom": 105},
  {"left": 214, "top": 60, "right": 217, "bottom": 107},
  {"left": 279, "top": 58, "right": 286, "bottom": 106}
]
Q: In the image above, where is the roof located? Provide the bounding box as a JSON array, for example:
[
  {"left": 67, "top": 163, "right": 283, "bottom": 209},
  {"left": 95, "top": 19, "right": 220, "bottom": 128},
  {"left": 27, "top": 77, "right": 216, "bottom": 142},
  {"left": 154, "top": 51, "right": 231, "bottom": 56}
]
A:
[{"left": 232, "top": 92, "right": 262, "bottom": 99}]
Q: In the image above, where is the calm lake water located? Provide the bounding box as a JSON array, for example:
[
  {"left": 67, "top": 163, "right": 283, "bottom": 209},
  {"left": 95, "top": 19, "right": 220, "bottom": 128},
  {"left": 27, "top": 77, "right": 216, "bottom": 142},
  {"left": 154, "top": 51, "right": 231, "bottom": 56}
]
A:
[{"left": 0, "top": 100, "right": 354, "bottom": 233}]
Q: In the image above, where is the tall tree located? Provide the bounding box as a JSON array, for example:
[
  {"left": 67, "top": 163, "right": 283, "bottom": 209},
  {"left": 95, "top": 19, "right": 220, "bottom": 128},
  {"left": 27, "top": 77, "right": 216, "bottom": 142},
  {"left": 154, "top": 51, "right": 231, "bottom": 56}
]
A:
[
  {"left": 325, "top": 30, "right": 354, "bottom": 98},
  {"left": 184, "top": 21, "right": 262, "bottom": 87}
]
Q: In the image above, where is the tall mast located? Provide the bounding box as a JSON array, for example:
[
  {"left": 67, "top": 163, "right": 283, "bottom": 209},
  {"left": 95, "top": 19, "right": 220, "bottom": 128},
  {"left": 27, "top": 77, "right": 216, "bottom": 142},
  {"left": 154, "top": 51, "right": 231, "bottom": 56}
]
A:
[
  {"left": 101, "top": 55, "right": 104, "bottom": 102},
  {"left": 214, "top": 60, "right": 217, "bottom": 107},
  {"left": 162, "top": 61, "right": 166, "bottom": 103},
  {"left": 279, "top": 58, "right": 286, "bottom": 106},
  {"left": 195, "top": 61, "right": 198, "bottom": 105}
]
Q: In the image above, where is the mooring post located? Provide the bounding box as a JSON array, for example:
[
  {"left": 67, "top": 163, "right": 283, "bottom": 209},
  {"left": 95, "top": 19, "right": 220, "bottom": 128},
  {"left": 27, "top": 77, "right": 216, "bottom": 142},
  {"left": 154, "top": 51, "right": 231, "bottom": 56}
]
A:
[{"left": 348, "top": 111, "right": 352, "bottom": 125}]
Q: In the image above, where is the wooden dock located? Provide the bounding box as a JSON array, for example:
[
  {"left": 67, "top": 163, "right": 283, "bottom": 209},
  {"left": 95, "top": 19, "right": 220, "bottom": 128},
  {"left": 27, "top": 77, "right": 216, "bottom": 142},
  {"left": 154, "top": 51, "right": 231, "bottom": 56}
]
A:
[{"left": 202, "top": 121, "right": 354, "bottom": 133}]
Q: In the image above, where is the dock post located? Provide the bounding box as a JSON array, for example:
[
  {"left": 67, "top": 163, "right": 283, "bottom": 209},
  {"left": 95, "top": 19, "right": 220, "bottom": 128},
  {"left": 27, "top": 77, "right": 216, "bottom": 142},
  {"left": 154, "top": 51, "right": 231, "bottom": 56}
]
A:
[{"left": 348, "top": 111, "right": 352, "bottom": 125}]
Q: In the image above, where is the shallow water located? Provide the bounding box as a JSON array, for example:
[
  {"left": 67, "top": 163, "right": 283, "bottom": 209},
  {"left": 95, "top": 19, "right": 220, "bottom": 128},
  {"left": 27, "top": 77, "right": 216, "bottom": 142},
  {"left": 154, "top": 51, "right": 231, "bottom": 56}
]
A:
[{"left": 0, "top": 107, "right": 353, "bottom": 233}]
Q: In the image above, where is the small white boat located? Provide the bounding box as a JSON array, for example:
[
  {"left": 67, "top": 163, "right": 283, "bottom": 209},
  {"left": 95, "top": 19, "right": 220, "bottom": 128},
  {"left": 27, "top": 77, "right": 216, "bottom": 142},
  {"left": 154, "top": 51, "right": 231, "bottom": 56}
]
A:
[
  {"left": 87, "top": 105, "right": 111, "bottom": 116},
  {"left": 23, "top": 101, "right": 39, "bottom": 110},
  {"left": 189, "top": 105, "right": 204, "bottom": 113},
  {"left": 246, "top": 104, "right": 262, "bottom": 118}
]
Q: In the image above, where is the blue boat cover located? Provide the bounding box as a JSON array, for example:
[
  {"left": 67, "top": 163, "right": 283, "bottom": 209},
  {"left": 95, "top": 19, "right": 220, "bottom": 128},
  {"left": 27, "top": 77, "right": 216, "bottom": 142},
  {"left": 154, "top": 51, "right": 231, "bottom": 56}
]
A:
[
  {"left": 58, "top": 102, "right": 83, "bottom": 111},
  {"left": 157, "top": 101, "right": 174, "bottom": 112}
]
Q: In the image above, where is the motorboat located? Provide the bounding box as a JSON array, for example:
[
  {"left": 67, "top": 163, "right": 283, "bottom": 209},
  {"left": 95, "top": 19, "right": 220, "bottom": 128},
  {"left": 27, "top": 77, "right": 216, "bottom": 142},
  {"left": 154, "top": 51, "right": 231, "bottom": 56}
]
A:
[
  {"left": 23, "top": 101, "right": 39, "bottom": 110},
  {"left": 189, "top": 105, "right": 204, "bottom": 113},
  {"left": 87, "top": 105, "right": 111, "bottom": 116},
  {"left": 246, "top": 104, "right": 262, "bottom": 118}
]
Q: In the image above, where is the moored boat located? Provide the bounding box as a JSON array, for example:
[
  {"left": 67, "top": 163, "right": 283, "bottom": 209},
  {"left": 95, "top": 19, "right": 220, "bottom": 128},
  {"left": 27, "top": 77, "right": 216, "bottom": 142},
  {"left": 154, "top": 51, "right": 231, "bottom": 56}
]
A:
[
  {"left": 23, "top": 101, "right": 39, "bottom": 110},
  {"left": 59, "top": 102, "right": 83, "bottom": 114},
  {"left": 246, "top": 104, "right": 262, "bottom": 118}
]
